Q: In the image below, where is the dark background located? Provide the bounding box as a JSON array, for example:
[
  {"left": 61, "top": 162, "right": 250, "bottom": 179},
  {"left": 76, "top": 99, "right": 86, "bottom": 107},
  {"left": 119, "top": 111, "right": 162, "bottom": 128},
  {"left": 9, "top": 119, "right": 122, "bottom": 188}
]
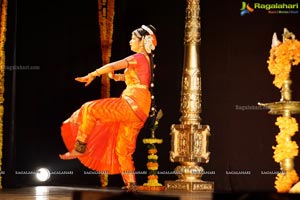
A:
[{"left": 2, "top": 0, "right": 300, "bottom": 192}]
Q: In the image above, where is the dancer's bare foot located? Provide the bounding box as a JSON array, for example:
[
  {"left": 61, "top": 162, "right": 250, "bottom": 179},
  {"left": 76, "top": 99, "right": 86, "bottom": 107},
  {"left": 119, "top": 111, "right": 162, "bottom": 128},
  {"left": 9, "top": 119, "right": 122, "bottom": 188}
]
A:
[
  {"left": 121, "top": 182, "right": 137, "bottom": 192},
  {"left": 59, "top": 149, "right": 83, "bottom": 160}
]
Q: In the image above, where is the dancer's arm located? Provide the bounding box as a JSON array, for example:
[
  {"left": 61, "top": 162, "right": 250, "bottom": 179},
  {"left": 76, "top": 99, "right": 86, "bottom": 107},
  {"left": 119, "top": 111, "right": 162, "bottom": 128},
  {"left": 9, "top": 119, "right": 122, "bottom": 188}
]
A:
[{"left": 75, "top": 59, "right": 128, "bottom": 86}]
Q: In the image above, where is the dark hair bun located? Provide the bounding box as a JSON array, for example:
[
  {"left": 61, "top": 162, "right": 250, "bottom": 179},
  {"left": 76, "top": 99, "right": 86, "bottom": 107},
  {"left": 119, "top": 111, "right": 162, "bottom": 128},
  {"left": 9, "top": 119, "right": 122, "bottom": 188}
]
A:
[{"left": 147, "top": 24, "right": 156, "bottom": 34}]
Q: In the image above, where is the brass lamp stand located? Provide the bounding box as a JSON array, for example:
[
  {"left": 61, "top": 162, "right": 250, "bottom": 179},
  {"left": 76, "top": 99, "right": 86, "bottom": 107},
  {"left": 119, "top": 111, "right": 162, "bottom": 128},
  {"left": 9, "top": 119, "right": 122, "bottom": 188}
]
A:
[
  {"left": 165, "top": 0, "right": 214, "bottom": 192},
  {"left": 259, "top": 29, "right": 300, "bottom": 192}
]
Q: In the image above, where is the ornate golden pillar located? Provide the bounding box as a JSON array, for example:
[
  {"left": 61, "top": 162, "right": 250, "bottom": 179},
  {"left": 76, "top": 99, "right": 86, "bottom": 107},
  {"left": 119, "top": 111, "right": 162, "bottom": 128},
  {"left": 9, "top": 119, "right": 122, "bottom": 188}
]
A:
[{"left": 165, "top": 0, "right": 214, "bottom": 192}]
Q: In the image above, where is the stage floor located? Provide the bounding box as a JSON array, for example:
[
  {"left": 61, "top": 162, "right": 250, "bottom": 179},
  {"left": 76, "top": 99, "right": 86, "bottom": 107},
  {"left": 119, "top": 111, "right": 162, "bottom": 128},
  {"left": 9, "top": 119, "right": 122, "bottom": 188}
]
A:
[{"left": 0, "top": 185, "right": 213, "bottom": 200}]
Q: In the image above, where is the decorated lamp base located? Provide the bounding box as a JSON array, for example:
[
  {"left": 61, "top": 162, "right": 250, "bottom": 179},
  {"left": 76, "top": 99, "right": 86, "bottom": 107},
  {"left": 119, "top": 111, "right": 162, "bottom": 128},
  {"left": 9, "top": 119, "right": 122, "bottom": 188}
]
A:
[
  {"left": 165, "top": 180, "right": 214, "bottom": 192},
  {"left": 165, "top": 160, "right": 214, "bottom": 192}
]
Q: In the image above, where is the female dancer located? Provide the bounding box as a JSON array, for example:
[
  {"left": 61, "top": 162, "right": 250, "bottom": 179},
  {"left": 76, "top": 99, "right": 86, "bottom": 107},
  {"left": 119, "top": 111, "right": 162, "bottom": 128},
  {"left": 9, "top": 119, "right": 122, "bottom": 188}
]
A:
[{"left": 59, "top": 25, "right": 157, "bottom": 190}]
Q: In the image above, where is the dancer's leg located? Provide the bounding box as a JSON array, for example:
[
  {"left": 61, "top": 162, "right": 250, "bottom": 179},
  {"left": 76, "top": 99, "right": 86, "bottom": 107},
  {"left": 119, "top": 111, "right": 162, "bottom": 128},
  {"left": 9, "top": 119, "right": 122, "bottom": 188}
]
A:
[
  {"left": 60, "top": 101, "right": 98, "bottom": 159},
  {"left": 115, "top": 122, "right": 143, "bottom": 187},
  {"left": 60, "top": 98, "right": 135, "bottom": 160}
]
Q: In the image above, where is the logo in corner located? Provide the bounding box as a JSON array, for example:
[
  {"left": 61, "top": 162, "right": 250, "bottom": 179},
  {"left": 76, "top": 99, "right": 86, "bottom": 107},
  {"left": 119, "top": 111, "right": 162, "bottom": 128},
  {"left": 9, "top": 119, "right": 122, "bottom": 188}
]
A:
[{"left": 240, "top": 1, "right": 254, "bottom": 16}]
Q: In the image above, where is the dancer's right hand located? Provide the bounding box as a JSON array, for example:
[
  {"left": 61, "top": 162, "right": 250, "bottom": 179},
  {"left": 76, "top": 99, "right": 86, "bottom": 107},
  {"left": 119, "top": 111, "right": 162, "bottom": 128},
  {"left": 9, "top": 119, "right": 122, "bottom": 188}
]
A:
[{"left": 75, "top": 74, "right": 96, "bottom": 87}]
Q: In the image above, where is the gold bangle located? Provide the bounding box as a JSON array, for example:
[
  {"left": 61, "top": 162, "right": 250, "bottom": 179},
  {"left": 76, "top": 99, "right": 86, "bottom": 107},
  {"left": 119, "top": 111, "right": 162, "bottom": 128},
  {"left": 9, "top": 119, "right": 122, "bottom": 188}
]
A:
[
  {"left": 89, "top": 71, "right": 99, "bottom": 77},
  {"left": 95, "top": 69, "right": 101, "bottom": 76}
]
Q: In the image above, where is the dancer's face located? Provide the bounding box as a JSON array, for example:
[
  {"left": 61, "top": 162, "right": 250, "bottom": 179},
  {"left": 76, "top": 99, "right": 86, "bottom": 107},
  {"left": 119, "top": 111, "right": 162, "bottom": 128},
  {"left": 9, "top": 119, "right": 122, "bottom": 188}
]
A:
[{"left": 129, "top": 34, "right": 143, "bottom": 53}]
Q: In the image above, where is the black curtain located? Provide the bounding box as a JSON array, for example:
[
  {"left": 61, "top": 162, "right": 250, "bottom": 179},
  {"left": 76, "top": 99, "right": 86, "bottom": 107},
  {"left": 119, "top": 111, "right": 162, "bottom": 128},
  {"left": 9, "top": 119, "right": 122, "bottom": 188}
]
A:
[{"left": 2, "top": 0, "right": 300, "bottom": 192}]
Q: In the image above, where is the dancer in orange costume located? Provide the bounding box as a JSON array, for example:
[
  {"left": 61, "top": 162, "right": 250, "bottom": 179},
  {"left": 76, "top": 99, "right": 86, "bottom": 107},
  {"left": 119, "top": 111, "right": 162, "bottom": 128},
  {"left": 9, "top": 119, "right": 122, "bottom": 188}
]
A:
[{"left": 59, "top": 25, "right": 157, "bottom": 190}]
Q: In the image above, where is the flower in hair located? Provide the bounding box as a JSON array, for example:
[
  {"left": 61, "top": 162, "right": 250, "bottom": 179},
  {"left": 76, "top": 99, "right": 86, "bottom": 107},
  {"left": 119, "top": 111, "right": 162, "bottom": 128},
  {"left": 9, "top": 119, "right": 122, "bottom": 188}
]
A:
[{"left": 144, "top": 35, "right": 155, "bottom": 54}]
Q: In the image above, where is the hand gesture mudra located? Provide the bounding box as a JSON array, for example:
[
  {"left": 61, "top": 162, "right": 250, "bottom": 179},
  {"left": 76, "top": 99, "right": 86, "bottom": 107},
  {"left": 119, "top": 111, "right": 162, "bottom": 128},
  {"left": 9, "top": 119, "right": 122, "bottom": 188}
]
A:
[
  {"left": 74, "top": 61, "right": 126, "bottom": 87},
  {"left": 75, "top": 73, "right": 97, "bottom": 87}
]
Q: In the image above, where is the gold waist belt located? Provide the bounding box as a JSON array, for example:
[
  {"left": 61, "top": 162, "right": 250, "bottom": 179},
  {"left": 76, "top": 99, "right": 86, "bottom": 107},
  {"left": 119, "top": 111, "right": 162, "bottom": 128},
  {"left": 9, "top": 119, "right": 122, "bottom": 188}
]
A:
[{"left": 126, "top": 84, "right": 148, "bottom": 89}]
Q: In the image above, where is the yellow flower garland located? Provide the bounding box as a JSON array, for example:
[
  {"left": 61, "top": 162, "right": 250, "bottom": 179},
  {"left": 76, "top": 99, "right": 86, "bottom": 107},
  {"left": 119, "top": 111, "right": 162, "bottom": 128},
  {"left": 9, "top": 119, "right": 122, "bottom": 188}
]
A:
[
  {"left": 143, "top": 138, "right": 163, "bottom": 144},
  {"left": 98, "top": 0, "right": 115, "bottom": 98},
  {"left": 273, "top": 117, "right": 299, "bottom": 162},
  {"left": 148, "top": 154, "right": 158, "bottom": 160},
  {"left": 140, "top": 109, "right": 164, "bottom": 189},
  {"left": 275, "top": 170, "right": 299, "bottom": 193},
  {"left": 143, "top": 140, "right": 163, "bottom": 187},
  {"left": 267, "top": 38, "right": 300, "bottom": 88},
  {"left": 97, "top": 0, "right": 115, "bottom": 187},
  {"left": 273, "top": 116, "right": 299, "bottom": 192},
  {"left": 0, "top": 0, "right": 8, "bottom": 189},
  {"left": 266, "top": 31, "right": 300, "bottom": 192}
]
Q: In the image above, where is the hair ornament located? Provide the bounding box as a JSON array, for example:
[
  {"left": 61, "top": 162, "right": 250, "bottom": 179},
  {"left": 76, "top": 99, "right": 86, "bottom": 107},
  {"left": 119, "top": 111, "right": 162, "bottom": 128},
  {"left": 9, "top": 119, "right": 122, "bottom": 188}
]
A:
[
  {"left": 144, "top": 35, "right": 156, "bottom": 54},
  {"left": 141, "top": 25, "right": 157, "bottom": 53},
  {"left": 142, "top": 25, "right": 153, "bottom": 35}
]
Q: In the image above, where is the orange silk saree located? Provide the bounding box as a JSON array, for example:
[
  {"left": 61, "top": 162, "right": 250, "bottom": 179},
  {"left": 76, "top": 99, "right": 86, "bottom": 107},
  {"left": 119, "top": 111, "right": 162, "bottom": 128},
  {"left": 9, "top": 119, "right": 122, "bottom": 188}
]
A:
[{"left": 61, "top": 53, "right": 151, "bottom": 178}]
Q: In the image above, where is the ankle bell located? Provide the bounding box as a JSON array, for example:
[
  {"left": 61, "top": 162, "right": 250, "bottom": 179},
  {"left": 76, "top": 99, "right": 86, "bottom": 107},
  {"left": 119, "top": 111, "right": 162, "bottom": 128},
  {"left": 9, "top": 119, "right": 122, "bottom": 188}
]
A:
[{"left": 74, "top": 140, "right": 87, "bottom": 153}]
